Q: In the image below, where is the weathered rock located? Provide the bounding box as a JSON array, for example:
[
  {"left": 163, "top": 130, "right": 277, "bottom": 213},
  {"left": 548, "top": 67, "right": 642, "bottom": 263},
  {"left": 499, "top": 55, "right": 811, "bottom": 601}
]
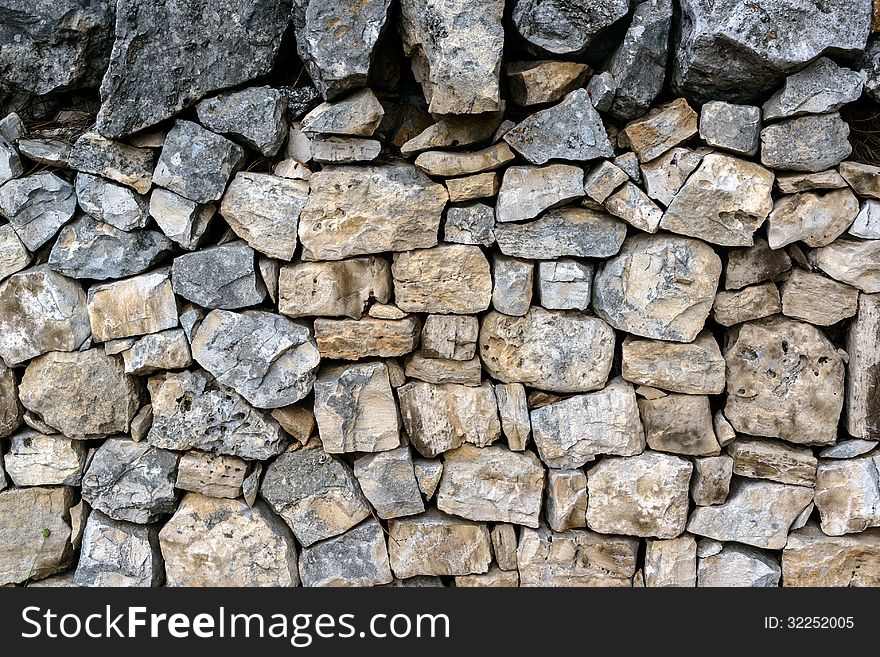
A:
[
  {"left": 299, "top": 518, "right": 392, "bottom": 587},
  {"left": 404, "top": 354, "right": 482, "bottom": 386},
  {"left": 96, "top": 0, "right": 290, "bottom": 138},
  {"left": 279, "top": 258, "right": 390, "bottom": 320},
  {"left": 813, "top": 456, "right": 880, "bottom": 535},
  {"left": 640, "top": 147, "right": 709, "bottom": 207},
  {"left": 810, "top": 239, "right": 880, "bottom": 293},
  {"left": 531, "top": 379, "right": 645, "bottom": 469},
  {"left": 821, "top": 439, "right": 879, "bottom": 459},
  {"left": 15, "top": 139, "right": 68, "bottom": 169},
  {"left": 724, "top": 317, "right": 845, "bottom": 445},
  {"left": 764, "top": 58, "right": 865, "bottom": 121},
  {"left": 671, "top": 0, "right": 871, "bottom": 103},
  {"left": 761, "top": 113, "right": 852, "bottom": 172},
  {"left": 0, "top": 172, "right": 75, "bottom": 250},
  {"left": 781, "top": 268, "right": 858, "bottom": 326},
  {"left": 777, "top": 169, "right": 848, "bottom": 194},
  {"left": 392, "top": 244, "right": 491, "bottom": 314},
  {"left": 0, "top": 486, "right": 74, "bottom": 585},
  {"left": 840, "top": 160, "right": 880, "bottom": 200},
  {"left": 87, "top": 269, "right": 178, "bottom": 342},
  {"left": 644, "top": 536, "right": 697, "bottom": 587},
  {"left": 495, "top": 207, "right": 627, "bottom": 260},
  {"left": 414, "top": 142, "right": 515, "bottom": 177},
  {"left": 0, "top": 266, "right": 90, "bottom": 366},
  {"left": 196, "top": 86, "right": 287, "bottom": 156},
  {"left": 850, "top": 200, "right": 880, "bottom": 239},
  {"left": 729, "top": 438, "right": 818, "bottom": 487},
  {"left": 445, "top": 176, "right": 500, "bottom": 205},
  {"left": 75, "top": 510, "right": 162, "bottom": 587},
  {"left": 511, "top": 0, "right": 630, "bottom": 55},
  {"left": 74, "top": 174, "right": 147, "bottom": 232},
  {"left": 160, "top": 493, "right": 299, "bottom": 587},
  {"left": 4, "top": 429, "right": 86, "bottom": 487},
  {"left": 399, "top": 0, "right": 503, "bottom": 114},
  {"left": 712, "top": 282, "right": 782, "bottom": 327},
  {"left": 414, "top": 458, "right": 443, "bottom": 501},
  {"left": 175, "top": 451, "right": 246, "bottom": 499},
  {"left": 0, "top": 362, "right": 22, "bottom": 440},
  {"left": 420, "top": 315, "right": 478, "bottom": 361},
  {"left": 614, "top": 152, "right": 643, "bottom": 183},
  {"left": 622, "top": 98, "right": 699, "bottom": 162},
  {"left": 148, "top": 188, "right": 214, "bottom": 250},
  {"left": 455, "top": 566, "right": 520, "bottom": 587},
  {"left": 120, "top": 328, "right": 193, "bottom": 375},
  {"left": 506, "top": 60, "right": 591, "bottom": 106},
  {"left": 310, "top": 136, "right": 381, "bottom": 163},
  {"left": 260, "top": 442, "right": 370, "bottom": 547},
  {"left": 387, "top": 510, "right": 492, "bottom": 578},
  {"left": 496, "top": 164, "right": 584, "bottom": 223},
  {"left": 302, "top": 89, "right": 384, "bottom": 137},
  {"left": 517, "top": 525, "right": 638, "bottom": 586},
  {"left": 48, "top": 216, "right": 172, "bottom": 280},
  {"left": 687, "top": 479, "right": 813, "bottom": 549},
  {"left": 725, "top": 238, "right": 792, "bottom": 290},
  {"left": 661, "top": 153, "right": 774, "bottom": 246},
  {"left": 593, "top": 234, "right": 722, "bottom": 342},
  {"left": 292, "top": 0, "right": 392, "bottom": 99},
  {"left": 604, "top": 182, "right": 664, "bottom": 234},
  {"left": 639, "top": 394, "right": 719, "bottom": 456},
  {"left": 479, "top": 308, "right": 615, "bottom": 393},
  {"left": 81, "top": 437, "right": 178, "bottom": 524},
  {"left": 313, "top": 316, "right": 420, "bottom": 360},
  {"left": 0, "top": 223, "right": 29, "bottom": 281},
  {"left": 782, "top": 522, "right": 880, "bottom": 586},
  {"left": 403, "top": 113, "right": 503, "bottom": 156},
  {"left": 767, "top": 189, "right": 860, "bottom": 250},
  {"left": 493, "top": 383, "right": 531, "bottom": 452},
  {"left": 270, "top": 404, "right": 315, "bottom": 445},
  {"left": 690, "top": 455, "right": 733, "bottom": 506},
  {"left": 504, "top": 90, "right": 613, "bottom": 165},
  {"left": 537, "top": 259, "right": 593, "bottom": 311},
  {"left": 300, "top": 164, "right": 446, "bottom": 260},
  {"left": 545, "top": 469, "right": 588, "bottom": 532},
  {"left": 492, "top": 255, "right": 533, "bottom": 317},
  {"left": 354, "top": 448, "right": 425, "bottom": 520},
  {"left": 586, "top": 451, "right": 691, "bottom": 539},
  {"left": 622, "top": 332, "right": 724, "bottom": 395},
  {"left": 698, "top": 544, "right": 781, "bottom": 587},
  {"left": 147, "top": 369, "right": 286, "bottom": 460},
  {"left": 847, "top": 293, "right": 880, "bottom": 439},
  {"left": 20, "top": 349, "right": 142, "bottom": 438},
  {"left": 398, "top": 381, "right": 500, "bottom": 457},
  {"left": 67, "top": 132, "right": 155, "bottom": 194},
  {"left": 153, "top": 120, "right": 244, "bottom": 204},
  {"left": 172, "top": 241, "right": 266, "bottom": 310},
  {"left": 443, "top": 204, "right": 495, "bottom": 246},
  {"left": 583, "top": 160, "right": 628, "bottom": 204},
  {"left": 0, "top": 138, "right": 21, "bottom": 186},
  {"left": 698, "top": 101, "right": 760, "bottom": 156}
]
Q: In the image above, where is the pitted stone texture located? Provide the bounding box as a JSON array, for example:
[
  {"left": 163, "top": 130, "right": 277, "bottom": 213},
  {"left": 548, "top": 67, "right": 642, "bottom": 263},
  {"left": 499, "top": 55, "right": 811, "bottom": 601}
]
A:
[
  {"left": 392, "top": 244, "right": 491, "bottom": 314},
  {"left": 175, "top": 451, "right": 247, "bottom": 499},
  {"left": 75, "top": 510, "right": 163, "bottom": 587}
]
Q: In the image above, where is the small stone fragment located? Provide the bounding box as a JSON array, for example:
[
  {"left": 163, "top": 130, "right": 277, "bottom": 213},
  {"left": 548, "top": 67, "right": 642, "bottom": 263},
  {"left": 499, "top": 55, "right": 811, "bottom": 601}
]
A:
[
  {"left": 420, "top": 315, "right": 478, "bottom": 361},
  {"left": 302, "top": 89, "right": 384, "bottom": 137},
  {"left": 780, "top": 268, "right": 858, "bottom": 326},
  {"left": 492, "top": 255, "right": 533, "bottom": 316},
  {"left": 444, "top": 203, "right": 495, "bottom": 246},
  {"left": 846, "top": 293, "right": 880, "bottom": 439},
  {"left": 850, "top": 199, "right": 880, "bottom": 239},
  {"left": 455, "top": 566, "right": 520, "bottom": 587},
  {"left": 0, "top": 224, "right": 30, "bottom": 281},
  {"left": 776, "top": 169, "right": 848, "bottom": 194},
  {"left": 639, "top": 394, "right": 720, "bottom": 456},
  {"left": 604, "top": 182, "right": 664, "bottom": 234},
  {"left": 402, "top": 115, "right": 503, "bottom": 155},
  {"left": 299, "top": 518, "right": 393, "bottom": 588},
  {"left": 690, "top": 455, "right": 733, "bottom": 506},
  {"left": 583, "top": 160, "right": 628, "bottom": 204},
  {"left": 545, "top": 469, "right": 588, "bottom": 532},
  {"left": 494, "top": 383, "right": 531, "bottom": 451},
  {"left": 413, "top": 459, "right": 443, "bottom": 501},
  {"left": 810, "top": 239, "right": 880, "bottom": 293},
  {"left": 148, "top": 188, "right": 214, "bottom": 250},
  {"left": 506, "top": 60, "right": 591, "bottom": 105}
]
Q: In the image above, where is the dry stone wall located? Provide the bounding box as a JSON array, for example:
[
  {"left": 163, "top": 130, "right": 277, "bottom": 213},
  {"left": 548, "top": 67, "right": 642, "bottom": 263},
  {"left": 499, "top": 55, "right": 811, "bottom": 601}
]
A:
[{"left": 2, "top": 0, "right": 880, "bottom": 587}]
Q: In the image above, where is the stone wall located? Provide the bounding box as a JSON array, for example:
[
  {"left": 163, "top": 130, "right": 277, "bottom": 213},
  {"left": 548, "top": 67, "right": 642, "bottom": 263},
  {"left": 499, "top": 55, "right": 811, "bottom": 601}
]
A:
[{"left": 1, "top": 0, "right": 880, "bottom": 588}]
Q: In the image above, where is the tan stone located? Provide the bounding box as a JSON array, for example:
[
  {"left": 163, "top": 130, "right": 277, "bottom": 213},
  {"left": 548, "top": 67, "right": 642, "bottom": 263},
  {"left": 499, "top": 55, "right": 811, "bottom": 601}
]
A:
[
  {"left": 87, "top": 269, "right": 178, "bottom": 342},
  {"left": 622, "top": 98, "right": 698, "bottom": 162},
  {"left": 639, "top": 394, "right": 720, "bottom": 456},
  {"left": 846, "top": 293, "right": 880, "bottom": 439},
  {"left": 545, "top": 469, "right": 587, "bottom": 532},
  {"left": 392, "top": 244, "right": 491, "bottom": 314},
  {"left": 414, "top": 142, "right": 516, "bottom": 177},
  {"left": 711, "top": 282, "right": 782, "bottom": 327},
  {"left": 175, "top": 451, "right": 247, "bottom": 499},
  {"left": 690, "top": 455, "right": 733, "bottom": 506},
  {"left": 782, "top": 523, "right": 880, "bottom": 586},
  {"left": 604, "top": 181, "right": 663, "bottom": 233},
  {"left": 644, "top": 536, "right": 697, "bottom": 587},
  {"left": 279, "top": 257, "right": 391, "bottom": 319},
  {"left": 767, "top": 188, "right": 860, "bottom": 249},
  {"left": 313, "top": 316, "right": 420, "bottom": 360},
  {"left": 621, "top": 331, "right": 725, "bottom": 395},
  {"left": 728, "top": 438, "right": 818, "bottom": 487},
  {"left": 724, "top": 238, "right": 792, "bottom": 290},
  {"left": 445, "top": 172, "right": 499, "bottom": 202},
  {"left": 810, "top": 238, "right": 880, "bottom": 293},
  {"left": 491, "top": 524, "right": 518, "bottom": 571},
  {"left": 506, "top": 60, "right": 591, "bottom": 106},
  {"left": 494, "top": 382, "right": 531, "bottom": 451},
  {"left": 404, "top": 354, "right": 482, "bottom": 386},
  {"left": 814, "top": 456, "right": 880, "bottom": 535},
  {"left": 455, "top": 566, "right": 519, "bottom": 587},
  {"left": 780, "top": 268, "right": 859, "bottom": 326}
]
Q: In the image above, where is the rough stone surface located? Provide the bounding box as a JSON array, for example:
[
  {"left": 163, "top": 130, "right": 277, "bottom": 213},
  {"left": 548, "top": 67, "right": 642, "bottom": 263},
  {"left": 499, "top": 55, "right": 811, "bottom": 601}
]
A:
[
  {"left": 764, "top": 58, "right": 865, "bottom": 121},
  {"left": 781, "top": 269, "right": 859, "bottom": 326},
  {"left": 810, "top": 239, "right": 880, "bottom": 293},
  {"left": 767, "top": 189, "right": 860, "bottom": 249},
  {"left": 698, "top": 544, "right": 781, "bottom": 587},
  {"left": 725, "top": 239, "right": 792, "bottom": 290},
  {"left": 279, "top": 258, "right": 390, "bottom": 319},
  {"left": 690, "top": 455, "right": 733, "bottom": 507},
  {"left": 299, "top": 519, "right": 393, "bottom": 587},
  {"left": 639, "top": 394, "right": 720, "bottom": 456},
  {"left": 537, "top": 259, "right": 593, "bottom": 311},
  {"left": 354, "top": 448, "right": 423, "bottom": 520},
  {"left": 712, "top": 282, "right": 782, "bottom": 327},
  {"left": 68, "top": 132, "right": 156, "bottom": 194},
  {"left": 511, "top": 0, "right": 630, "bottom": 56},
  {"left": 506, "top": 60, "right": 591, "bottom": 106},
  {"left": 622, "top": 98, "right": 699, "bottom": 162},
  {"left": 313, "top": 317, "right": 420, "bottom": 360},
  {"left": 622, "top": 332, "right": 725, "bottom": 395},
  {"left": 492, "top": 255, "right": 532, "bottom": 317},
  {"left": 782, "top": 523, "right": 880, "bottom": 587},
  {"left": 75, "top": 510, "right": 163, "bottom": 587},
  {"left": 761, "top": 113, "right": 852, "bottom": 172},
  {"left": 545, "top": 469, "right": 588, "bottom": 532},
  {"left": 175, "top": 451, "right": 247, "bottom": 499},
  {"left": 197, "top": 86, "right": 287, "bottom": 156},
  {"left": 495, "top": 207, "right": 627, "bottom": 260},
  {"left": 0, "top": 172, "right": 76, "bottom": 251},
  {"left": 729, "top": 438, "right": 818, "bottom": 487},
  {"left": 495, "top": 164, "right": 584, "bottom": 223},
  {"left": 75, "top": 173, "right": 148, "bottom": 232},
  {"left": 148, "top": 189, "right": 214, "bottom": 251},
  {"left": 644, "top": 536, "right": 697, "bottom": 587},
  {"left": 4, "top": 429, "right": 86, "bottom": 487},
  {"left": 847, "top": 293, "right": 880, "bottom": 440},
  {"left": 698, "top": 101, "right": 761, "bottom": 156},
  {"left": 392, "top": 245, "right": 491, "bottom": 314},
  {"left": 87, "top": 269, "right": 178, "bottom": 342},
  {"left": 172, "top": 241, "right": 266, "bottom": 310},
  {"left": 814, "top": 456, "right": 880, "bottom": 535}
]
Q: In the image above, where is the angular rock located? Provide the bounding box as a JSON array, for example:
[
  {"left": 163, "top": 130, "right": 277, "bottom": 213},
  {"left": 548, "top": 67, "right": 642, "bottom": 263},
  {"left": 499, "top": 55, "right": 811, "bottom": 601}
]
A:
[
  {"left": 504, "top": 90, "right": 612, "bottom": 165},
  {"left": 310, "top": 136, "right": 381, "bottom": 163},
  {"left": 172, "top": 241, "right": 266, "bottom": 310},
  {"left": 0, "top": 362, "right": 22, "bottom": 439},
  {"left": 690, "top": 455, "right": 733, "bottom": 506},
  {"left": 398, "top": 381, "right": 501, "bottom": 457},
  {"left": 302, "top": 89, "right": 384, "bottom": 137},
  {"left": 0, "top": 138, "right": 21, "bottom": 186},
  {"left": 313, "top": 362, "right": 399, "bottom": 454},
  {"left": 777, "top": 169, "right": 848, "bottom": 194},
  {"left": 604, "top": 182, "right": 664, "bottom": 234},
  {"left": 496, "top": 164, "right": 584, "bottom": 223},
  {"left": 414, "top": 458, "right": 443, "bottom": 501},
  {"left": 764, "top": 58, "right": 865, "bottom": 121},
  {"left": 48, "top": 216, "right": 172, "bottom": 280},
  {"left": 82, "top": 437, "right": 178, "bottom": 524},
  {"left": 196, "top": 86, "right": 287, "bottom": 156},
  {"left": 537, "top": 259, "right": 593, "bottom": 311},
  {"left": 354, "top": 448, "right": 424, "bottom": 519},
  {"left": 414, "top": 142, "right": 515, "bottom": 177},
  {"left": 698, "top": 544, "right": 781, "bottom": 587},
  {"left": 20, "top": 349, "right": 142, "bottom": 438},
  {"left": 698, "top": 101, "right": 761, "bottom": 155},
  {"left": 506, "top": 60, "right": 591, "bottom": 106},
  {"left": 814, "top": 456, "right": 880, "bottom": 535},
  {"left": 622, "top": 332, "right": 725, "bottom": 395},
  {"left": 545, "top": 469, "right": 588, "bottom": 532},
  {"left": 0, "top": 172, "right": 75, "bottom": 250},
  {"left": 75, "top": 511, "right": 162, "bottom": 587},
  {"left": 387, "top": 510, "right": 492, "bottom": 578},
  {"left": 850, "top": 199, "right": 880, "bottom": 239},
  {"left": 729, "top": 438, "right": 818, "bottom": 487},
  {"left": 404, "top": 354, "right": 482, "bottom": 386},
  {"left": 495, "top": 207, "right": 627, "bottom": 260},
  {"left": 96, "top": 0, "right": 290, "bottom": 138},
  {"left": 148, "top": 188, "right": 214, "bottom": 250},
  {"left": 299, "top": 518, "right": 393, "bottom": 587},
  {"left": 260, "top": 442, "right": 370, "bottom": 547},
  {"left": 74, "top": 173, "right": 148, "bottom": 232},
  {"left": 725, "top": 238, "right": 792, "bottom": 290},
  {"left": 847, "top": 293, "right": 880, "bottom": 439},
  {"left": 160, "top": 493, "right": 299, "bottom": 587},
  {"left": 402, "top": 115, "right": 503, "bottom": 156},
  {"left": 0, "top": 224, "right": 29, "bottom": 282},
  {"left": 456, "top": 566, "right": 520, "bottom": 587},
  {"left": 782, "top": 522, "right": 880, "bottom": 587},
  {"left": 622, "top": 98, "right": 698, "bottom": 162},
  {"left": 583, "top": 160, "right": 628, "bottom": 204},
  {"left": 121, "top": 328, "right": 193, "bottom": 375},
  {"left": 4, "top": 430, "right": 86, "bottom": 487},
  {"left": 761, "top": 113, "right": 852, "bottom": 172},
  {"left": 644, "top": 536, "right": 697, "bottom": 587},
  {"left": 687, "top": 479, "right": 813, "bottom": 549},
  {"left": 87, "top": 269, "right": 178, "bottom": 342},
  {"left": 17, "top": 138, "right": 70, "bottom": 168},
  {"left": 492, "top": 255, "right": 532, "bottom": 317},
  {"left": 639, "top": 147, "right": 708, "bottom": 206},
  {"left": 586, "top": 451, "right": 692, "bottom": 539},
  {"left": 767, "top": 189, "right": 859, "bottom": 250},
  {"left": 399, "top": 0, "right": 503, "bottom": 114},
  {"left": 175, "top": 451, "right": 247, "bottom": 499},
  {"left": 781, "top": 268, "right": 859, "bottom": 326},
  {"left": 821, "top": 439, "right": 879, "bottom": 459},
  {"left": 421, "top": 315, "right": 479, "bottom": 361},
  {"left": 313, "top": 316, "right": 420, "bottom": 360},
  {"left": 840, "top": 160, "right": 880, "bottom": 200},
  {"left": 494, "top": 383, "right": 531, "bottom": 451},
  {"left": 270, "top": 404, "right": 316, "bottom": 445},
  {"left": 712, "top": 282, "right": 782, "bottom": 327},
  {"left": 0, "top": 265, "right": 90, "bottom": 366},
  {"left": 279, "top": 258, "right": 390, "bottom": 320},
  {"left": 479, "top": 308, "right": 615, "bottom": 393},
  {"left": 810, "top": 238, "right": 880, "bottom": 293},
  {"left": 300, "top": 164, "right": 446, "bottom": 260},
  {"left": 661, "top": 153, "right": 774, "bottom": 247},
  {"left": 67, "top": 132, "right": 155, "bottom": 194},
  {"left": 444, "top": 203, "right": 495, "bottom": 246},
  {"left": 593, "top": 234, "right": 722, "bottom": 342},
  {"left": 639, "top": 394, "right": 720, "bottom": 456},
  {"left": 147, "top": 369, "right": 286, "bottom": 460},
  {"left": 724, "top": 317, "right": 845, "bottom": 445},
  {"left": 511, "top": 0, "right": 630, "bottom": 55},
  {"left": 445, "top": 176, "right": 499, "bottom": 205},
  {"left": 392, "top": 244, "right": 491, "bottom": 314}
]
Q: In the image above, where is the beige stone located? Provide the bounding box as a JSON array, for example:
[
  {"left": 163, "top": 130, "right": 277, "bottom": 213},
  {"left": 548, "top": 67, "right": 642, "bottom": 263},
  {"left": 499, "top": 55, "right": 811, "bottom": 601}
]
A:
[
  {"left": 846, "top": 293, "right": 880, "bottom": 439},
  {"left": 767, "top": 188, "right": 860, "bottom": 249},
  {"left": 622, "top": 98, "right": 698, "bottom": 162},
  {"left": 414, "top": 142, "right": 516, "bottom": 177},
  {"left": 494, "top": 382, "right": 531, "bottom": 451},
  {"left": 639, "top": 394, "right": 720, "bottom": 456},
  {"left": 420, "top": 315, "right": 479, "bottom": 361},
  {"left": 728, "top": 438, "right": 818, "bottom": 487},
  {"left": 445, "top": 172, "right": 499, "bottom": 202},
  {"left": 392, "top": 244, "right": 491, "bottom": 314},
  {"left": 644, "top": 536, "right": 697, "bottom": 587},
  {"left": 780, "top": 268, "right": 858, "bottom": 325},
  {"left": 87, "top": 269, "right": 178, "bottom": 342},
  {"left": 810, "top": 238, "right": 880, "bottom": 293},
  {"left": 690, "top": 455, "right": 733, "bottom": 506},
  {"left": 506, "top": 60, "right": 590, "bottom": 105},
  {"left": 175, "top": 451, "right": 247, "bottom": 499},
  {"left": 711, "top": 282, "right": 782, "bottom": 327},
  {"left": 782, "top": 523, "right": 880, "bottom": 586},
  {"left": 313, "top": 316, "right": 420, "bottom": 360},
  {"left": 621, "top": 332, "right": 725, "bottom": 395},
  {"left": 404, "top": 354, "right": 482, "bottom": 386},
  {"left": 279, "top": 257, "right": 391, "bottom": 319},
  {"left": 545, "top": 469, "right": 587, "bottom": 532},
  {"left": 604, "top": 181, "right": 663, "bottom": 233},
  {"left": 814, "top": 456, "right": 880, "bottom": 535}
]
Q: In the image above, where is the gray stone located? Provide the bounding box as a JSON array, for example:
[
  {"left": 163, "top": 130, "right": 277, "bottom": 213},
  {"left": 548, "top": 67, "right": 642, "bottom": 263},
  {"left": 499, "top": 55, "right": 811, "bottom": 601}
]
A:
[
  {"left": 725, "top": 238, "right": 793, "bottom": 290},
  {"left": 621, "top": 331, "right": 725, "bottom": 395},
  {"left": 698, "top": 544, "right": 781, "bottom": 587},
  {"left": 503, "top": 90, "right": 613, "bottom": 165},
  {"left": 300, "top": 164, "right": 446, "bottom": 261},
  {"left": 586, "top": 71, "right": 617, "bottom": 111},
  {"left": 121, "top": 329, "right": 193, "bottom": 375},
  {"left": 480, "top": 307, "right": 615, "bottom": 393},
  {"left": 48, "top": 216, "right": 172, "bottom": 280},
  {"left": 81, "top": 437, "right": 178, "bottom": 524},
  {"left": 495, "top": 207, "right": 627, "bottom": 260},
  {"left": 531, "top": 378, "right": 646, "bottom": 469},
  {"left": 260, "top": 442, "right": 371, "bottom": 547},
  {"left": 148, "top": 188, "right": 214, "bottom": 250},
  {"left": 781, "top": 268, "right": 859, "bottom": 326},
  {"left": 622, "top": 98, "right": 699, "bottom": 162},
  {"left": 311, "top": 136, "right": 381, "bottom": 163},
  {"left": 399, "top": 0, "right": 503, "bottom": 114},
  {"left": 0, "top": 265, "right": 89, "bottom": 366},
  {"left": 821, "top": 439, "right": 879, "bottom": 459},
  {"left": 0, "top": 172, "right": 75, "bottom": 250},
  {"left": 444, "top": 204, "right": 495, "bottom": 246},
  {"left": 810, "top": 238, "right": 880, "bottom": 293},
  {"left": 19, "top": 349, "right": 142, "bottom": 438},
  {"left": 644, "top": 536, "right": 697, "bottom": 587},
  {"left": 639, "top": 394, "right": 720, "bottom": 456},
  {"left": 764, "top": 57, "right": 865, "bottom": 121},
  {"left": 537, "top": 259, "right": 593, "bottom": 311},
  {"left": 96, "top": 0, "right": 290, "bottom": 138},
  {"left": 545, "top": 469, "right": 588, "bottom": 532},
  {"left": 850, "top": 199, "right": 880, "bottom": 239},
  {"left": 0, "top": 224, "right": 29, "bottom": 281},
  {"left": 154, "top": 120, "right": 245, "bottom": 204},
  {"left": 639, "top": 147, "right": 708, "bottom": 207},
  {"left": 511, "top": 0, "right": 630, "bottom": 55},
  {"left": 172, "top": 241, "right": 266, "bottom": 310},
  {"left": 299, "top": 519, "right": 393, "bottom": 587},
  {"left": 87, "top": 269, "right": 178, "bottom": 342},
  {"left": 496, "top": 164, "right": 584, "bottom": 223},
  {"left": 68, "top": 132, "right": 155, "bottom": 194},
  {"left": 505, "top": 60, "right": 591, "bottom": 106},
  {"left": 196, "top": 86, "right": 287, "bottom": 156},
  {"left": 388, "top": 510, "right": 492, "bottom": 578},
  {"left": 712, "top": 282, "right": 782, "bottom": 327},
  {"left": 0, "top": 139, "right": 21, "bottom": 186},
  {"left": 302, "top": 89, "right": 384, "bottom": 137},
  {"left": 690, "top": 455, "right": 733, "bottom": 506},
  {"left": 75, "top": 173, "right": 149, "bottom": 231},
  {"left": 593, "top": 234, "right": 722, "bottom": 342},
  {"left": 613, "top": 152, "right": 643, "bottom": 183},
  {"left": 420, "top": 315, "right": 478, "bottom": 362},
  {"left": 354, "top": 448, "right": 424, "bottom": 520},
  {"left": 492, "top": 255, "right": 532, "bottom": 317},
  {"left": 761, "top": 113, "right": 852, "bottom": 172},
  {"left": 175, "top": 451, "right": 247, "bottom": 499},
  {"left": 414, "top": 458, "right": 443, "bottom": 501},
  {"left": 767, "top": 188, "right": 860, "bottom": 249},
  {"left": 0, "top": 362, "right": 22, "bottom": 439},
  {"left": 75, "top": 510, "right": 163, "bottom": 587},
  {"left": 847, "top": 293, "right": 880, "bottom": 439},
  {"left": 728, "top": 437, "right": 817, "bottom": 488},
  {"left": 279, "top": 258, "right": 391, "bottom": 319},
  {"left": 313, "top": 361, "right": 400, "bottom": 454},
  {"left": 725, "top": 317, "right": 845, "bottom": 445},
  {"left": 16, "top": 139, "right": 69, "bottom": 168},
  {"left": 583, "top": 160, "right": 628, "bottom": 204},
  {"left": 604, "top": 182, "right": 664, "bottom": 233},
  {"left": 147, "top": 369, "right": 286, "bottom": 460},
  {"left": 698, "top": 101, "right": 761, "bottom": 156}
]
